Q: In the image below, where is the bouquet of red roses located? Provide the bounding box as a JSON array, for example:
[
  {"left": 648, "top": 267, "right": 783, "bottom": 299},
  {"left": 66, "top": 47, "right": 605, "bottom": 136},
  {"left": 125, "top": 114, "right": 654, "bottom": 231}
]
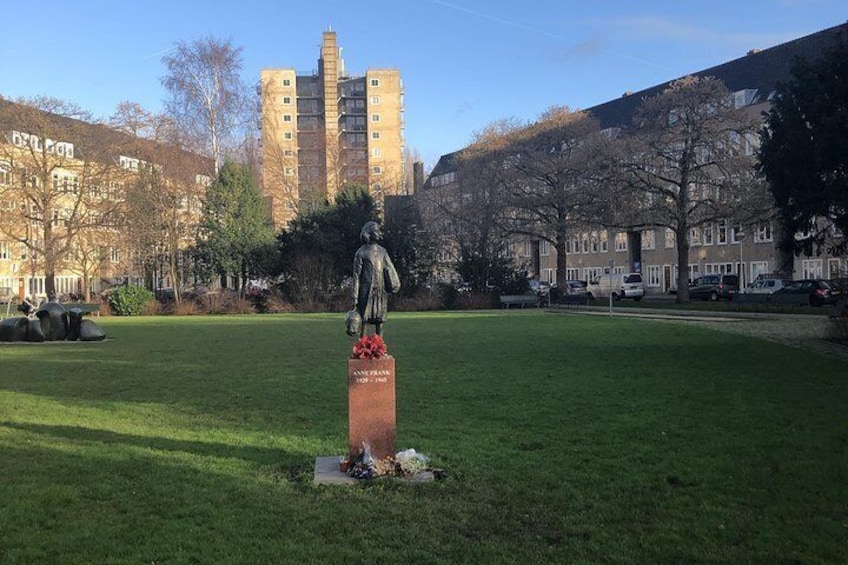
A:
[{"left": 351, "top": 334, "right": 388, "bottom": 359}]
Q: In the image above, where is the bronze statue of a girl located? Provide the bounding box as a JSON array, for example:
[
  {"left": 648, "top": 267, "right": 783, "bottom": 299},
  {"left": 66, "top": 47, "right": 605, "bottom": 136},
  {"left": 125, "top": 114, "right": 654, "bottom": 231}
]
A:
[{"left": 349, "top": 221, "right": 400, "bottom": 337}]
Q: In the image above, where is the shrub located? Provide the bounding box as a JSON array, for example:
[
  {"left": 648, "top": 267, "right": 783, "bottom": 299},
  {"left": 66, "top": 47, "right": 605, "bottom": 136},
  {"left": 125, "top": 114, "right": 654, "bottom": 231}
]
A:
[
  {"left": 825, "top": 318, "right": 848, "bottom": 345},
  {"left": 435, "top": 283, "right": 459, "bottom": 310},
  {"left": 108, "top": 286, "right": 155, "bottom": 316}
]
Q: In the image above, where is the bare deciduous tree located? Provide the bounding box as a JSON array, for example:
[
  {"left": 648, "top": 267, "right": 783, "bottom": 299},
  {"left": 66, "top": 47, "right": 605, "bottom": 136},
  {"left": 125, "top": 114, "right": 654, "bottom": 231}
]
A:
[
  {"left": 161, "top": 37, "right": 249, "bottom": 175},
  {"left": 612, "top": 76, "right": 764, "bottom": 301},
  {"left": 0, "top": 96, "right": 129, "bottom": 300}
]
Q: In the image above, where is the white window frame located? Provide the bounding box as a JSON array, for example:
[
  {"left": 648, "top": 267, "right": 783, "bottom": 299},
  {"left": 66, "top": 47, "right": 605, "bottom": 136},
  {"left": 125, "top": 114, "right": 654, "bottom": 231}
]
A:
[
  {"left": 802, "top": 259, "right": 823, "bottom": 279},
  {"left": 371, "top": 114, "right": 381, "bottom": 123},
  {"left": 615, "top": 232, "right": 627, "bottom": 252},
  {"left": 371, "top": 166, "right": 382, "bottom": 175},
  {"left": 689, "top": 227, "right": 701, "bottom": 246},
  {"left": 754, "top": 222, "right": 773, "bottom": 243},
  {"left": 540, "top": 240, "right": 551, "bottom": 256},
  {"left": 642, "top": 230, "right": 656, "bottom": 250},
  {"left": 717, "top": 219, "right": 728, "bottom": 245},
  {"left": 664, "top": 229, "right": 675, "bottom": 249},
  {"left": 646, "top": 265, "right": 661, "bottom": 288},
  {"left": 370, "top": 78, "right": 380, "bottom": 87},
  {"left": 703, "top": 224, "right": 714, "bottom": 246}
]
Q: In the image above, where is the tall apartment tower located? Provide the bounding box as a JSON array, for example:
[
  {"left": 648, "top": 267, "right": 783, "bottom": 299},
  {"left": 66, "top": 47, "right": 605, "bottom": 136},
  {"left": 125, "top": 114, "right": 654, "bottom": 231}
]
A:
[{"left": 260, "top": 31, "right": 405, "bottom": 228}]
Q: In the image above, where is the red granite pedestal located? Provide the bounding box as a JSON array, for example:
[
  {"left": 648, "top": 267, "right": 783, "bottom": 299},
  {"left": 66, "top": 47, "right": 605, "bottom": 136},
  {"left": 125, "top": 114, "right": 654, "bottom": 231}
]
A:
[{"left": 348, "top": 357, "right": 396, "bottom": 460}]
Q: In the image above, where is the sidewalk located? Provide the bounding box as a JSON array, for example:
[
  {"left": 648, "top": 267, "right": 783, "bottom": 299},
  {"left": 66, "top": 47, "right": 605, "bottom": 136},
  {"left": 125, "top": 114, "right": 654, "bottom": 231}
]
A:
[{"left": 548, "top": 303, "right": 848, "bottom": 362}]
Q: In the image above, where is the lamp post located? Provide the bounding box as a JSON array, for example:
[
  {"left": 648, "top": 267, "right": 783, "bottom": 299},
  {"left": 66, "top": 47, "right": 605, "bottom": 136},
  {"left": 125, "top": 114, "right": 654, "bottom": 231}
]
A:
[{"left": 737, "top": 230, "right": 746, "bottom": 290}]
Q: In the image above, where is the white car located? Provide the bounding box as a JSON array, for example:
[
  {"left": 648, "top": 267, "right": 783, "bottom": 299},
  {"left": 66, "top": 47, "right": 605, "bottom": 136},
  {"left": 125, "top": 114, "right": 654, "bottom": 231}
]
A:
[
  {"left": 587, "top": 273, "right": 645, "bottom": 301},
  {"left": 743, "top": 277, "right": 790, "bottom": 294}
]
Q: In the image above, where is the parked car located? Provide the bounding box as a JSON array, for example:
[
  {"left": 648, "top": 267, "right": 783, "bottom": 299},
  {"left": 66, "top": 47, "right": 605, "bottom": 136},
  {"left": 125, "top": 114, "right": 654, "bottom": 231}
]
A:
[
  {"left": 772, "top": 279, "right": 836, "bottom": 306},
  {"left": 689, "top": 274, "right": 739, "bottom": 301},
  {"left": 562, "top": 280, "right": 588, "bottom": 296},
  {"left": 741, "top": 277, "right": 791, "bottom": 295},
  {"left": 529, "top": 279, "right": 552, "bottom": 297},
  {"left": 586, "top": 273, "right": 644, "bottom": 301}
]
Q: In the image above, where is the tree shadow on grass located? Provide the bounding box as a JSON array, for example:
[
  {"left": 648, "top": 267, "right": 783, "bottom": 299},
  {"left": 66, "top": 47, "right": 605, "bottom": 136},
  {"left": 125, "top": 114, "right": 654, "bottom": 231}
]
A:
[{"left": 1, "top": 421, "right": 312, "bottom": 471}]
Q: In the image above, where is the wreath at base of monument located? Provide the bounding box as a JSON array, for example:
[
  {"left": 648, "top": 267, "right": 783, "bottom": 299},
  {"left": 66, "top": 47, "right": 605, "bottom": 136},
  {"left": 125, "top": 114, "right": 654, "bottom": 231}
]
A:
[{"left": 351, "top": 334, "right": 387, "bottom": 359}]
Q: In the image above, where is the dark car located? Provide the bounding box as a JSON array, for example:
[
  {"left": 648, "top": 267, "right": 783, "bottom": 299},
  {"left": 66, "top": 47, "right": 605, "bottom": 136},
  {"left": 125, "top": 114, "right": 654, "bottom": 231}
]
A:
[
  {"left": 772, "top": 279, "right": 836, "bottom": 306},
  {"left": 689, "top": 274, "right": 739, "bottom": 301}
]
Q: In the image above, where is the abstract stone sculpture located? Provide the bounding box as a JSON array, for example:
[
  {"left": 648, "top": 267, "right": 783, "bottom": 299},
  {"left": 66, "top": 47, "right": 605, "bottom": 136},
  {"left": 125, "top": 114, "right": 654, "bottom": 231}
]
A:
[
  {"left": 0, "top": 301, "right": 106, "bottom": 343},
  {"left": 36, "top": 301, "right": 69, "bottom": 341}
]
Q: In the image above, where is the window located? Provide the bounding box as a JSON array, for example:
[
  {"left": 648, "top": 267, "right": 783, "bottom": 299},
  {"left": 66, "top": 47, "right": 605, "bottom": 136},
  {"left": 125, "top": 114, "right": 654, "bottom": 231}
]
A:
[
  {"left": 750, "top": 261, "right": 768, "bottom": 280},
  {"left": 717, "top": 220, "right": 728, "bottom": 245},
  {"left": 802, "top": 259, "right": 823, "bottom": 279},
  {"left": 0, "top": 165, "right": 9, "bottom": 186},
  {"left": 282, "top": 96, "right": 292, "bottom": 105},
  {"left": 284, "top": 167, "right": 294, "bottom": 176},
  {"left": 615, "top": 232, "right": 627, "bottom": 252},
  {"left": 731, "top": 224, "right": 744, "bottom": 244},
  {"left": 371, "top": 166, "right": 382, "bottom": 175},
  {"left": 283, "top": 132, "right": 293, "bottom": 140},
  {"left": 600, "top": 231, "right": 609, "bottom": 253},
  {"left": 664, "top": 229, "right": 675, "bottom": 249},
  {"left": 283, "top": 149, "right": 294, "bottom": 158},
  {"left": 370, "top": 78, "right": 380, "bottom": 87},
  {"left": 371, "top": 114, "right": 381, "bottom": 123},
  {"left": 0, "top": 241, "right": 9, "bottom": 260},
  {"left": 566, "top": 268, "right": 580, "bottom": 280},
  {"left": 110, "top": 247, "right": 121, "bottom": 263},
  {"left": 581, "top": 234, "right": 589, "bottom": 253},
  {"left": 371, "top": 131, "right": 381, "bottom": 140},
  {"left": 283, "top": 114, "right": 292, "bottom": 122},
  {"left": 540, "top": 240, "right": 551, "bottom": 256},
  {"left": 646, "top": 265, "right": 661, "bottom": 288},
  {"left": 754, "top": 222, "right": 773, "bottom": 243},
  {"left": 590, "top": 232, "right": 599, "bottom": 253},
  {"left": 282, "top": 79, "right": 291, "bottom": 87},
  {"left": 642, "top": 230, "right": 656, "bottom": 250},
  {"left": 371, "top": 148, "right": 382, "bottom": 158},
  {"left": 584, "top": 267, "right": 603, "bottom": 283},
  {"left": 689, "top": 227, "right": 701, "bottom": 246},
  {"left": 370, "top": 96, "right": 380, "bottom": 105},
  {"left": 703, "top": 224, "right": 714, "bottom": 245}
]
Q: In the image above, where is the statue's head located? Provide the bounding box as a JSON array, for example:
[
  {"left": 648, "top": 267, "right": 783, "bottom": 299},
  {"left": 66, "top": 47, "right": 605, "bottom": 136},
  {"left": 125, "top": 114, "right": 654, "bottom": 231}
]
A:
[{"left": 360, "top": 221, "right": 381, "bottom": 243}]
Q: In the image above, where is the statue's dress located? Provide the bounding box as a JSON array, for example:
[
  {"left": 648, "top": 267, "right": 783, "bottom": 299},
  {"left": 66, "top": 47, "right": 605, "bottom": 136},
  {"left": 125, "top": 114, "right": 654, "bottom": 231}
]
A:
[{"left": 353, "top": 243, "right": 400, "bottom": 324}]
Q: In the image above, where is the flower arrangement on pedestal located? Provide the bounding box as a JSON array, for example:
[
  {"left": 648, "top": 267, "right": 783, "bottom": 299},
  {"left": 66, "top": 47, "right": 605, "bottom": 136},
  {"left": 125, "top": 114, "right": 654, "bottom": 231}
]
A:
[{"left": 351, "top": 334, "right": 387, "bottom": 359}]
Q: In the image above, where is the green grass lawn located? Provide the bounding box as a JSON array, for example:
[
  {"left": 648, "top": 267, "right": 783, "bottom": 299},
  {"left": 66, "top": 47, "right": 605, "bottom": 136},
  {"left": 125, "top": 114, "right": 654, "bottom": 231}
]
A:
[{"left": 1, "top": 311, "right": 846, "bottom": 563}]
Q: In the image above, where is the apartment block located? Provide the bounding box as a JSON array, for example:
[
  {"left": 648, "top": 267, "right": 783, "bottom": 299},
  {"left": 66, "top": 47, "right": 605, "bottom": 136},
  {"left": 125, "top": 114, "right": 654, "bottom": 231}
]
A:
[
  {"left": 260, "top": 31, "right": 405, "bottom": 228},
  {"left": 419, "top": 22, "right": 848, "bottom": 292}
]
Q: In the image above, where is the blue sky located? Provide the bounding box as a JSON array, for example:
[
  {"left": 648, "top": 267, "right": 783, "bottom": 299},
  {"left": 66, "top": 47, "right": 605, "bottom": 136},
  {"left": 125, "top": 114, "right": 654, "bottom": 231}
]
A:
[{"left": 2, "top": 1, "right": 846, "bottom": 169}]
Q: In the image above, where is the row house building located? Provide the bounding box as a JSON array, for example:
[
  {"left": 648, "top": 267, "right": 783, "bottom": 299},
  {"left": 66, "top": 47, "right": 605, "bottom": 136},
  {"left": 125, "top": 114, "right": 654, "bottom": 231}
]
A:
[
  {"left": 418, "top": 22, "right": 848, "bottom": 294},
  {"left": 0, "top": 99, "right": 213, "bottom": 302}
]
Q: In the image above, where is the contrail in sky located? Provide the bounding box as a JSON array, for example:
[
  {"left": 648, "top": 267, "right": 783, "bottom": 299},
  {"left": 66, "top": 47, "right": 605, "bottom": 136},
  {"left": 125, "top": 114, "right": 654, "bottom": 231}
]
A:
[{"left": 429, "top": 0, "right": 672, "bottom": 71}]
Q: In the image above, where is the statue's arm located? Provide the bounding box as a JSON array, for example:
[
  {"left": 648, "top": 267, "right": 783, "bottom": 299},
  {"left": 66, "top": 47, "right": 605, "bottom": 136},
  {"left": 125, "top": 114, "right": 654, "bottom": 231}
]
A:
[{"left": 384, "top": 251, "right": 401, "bottom": 294}]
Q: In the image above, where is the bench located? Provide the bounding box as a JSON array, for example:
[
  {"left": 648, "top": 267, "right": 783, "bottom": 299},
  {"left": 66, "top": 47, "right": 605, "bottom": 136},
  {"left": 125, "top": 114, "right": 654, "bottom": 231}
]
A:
[{"left": 499, "top": 294, "right": 539, "bottom": 308}]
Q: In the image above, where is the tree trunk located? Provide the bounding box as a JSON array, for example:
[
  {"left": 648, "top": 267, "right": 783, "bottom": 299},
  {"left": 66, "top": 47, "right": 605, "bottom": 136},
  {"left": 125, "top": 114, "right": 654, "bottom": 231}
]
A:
[
  {"left": 554, "top": 236, "right": 568, "bottom": 288},
  {"left": 675, "top": 226, "right": 690, "bottom": 303}
]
